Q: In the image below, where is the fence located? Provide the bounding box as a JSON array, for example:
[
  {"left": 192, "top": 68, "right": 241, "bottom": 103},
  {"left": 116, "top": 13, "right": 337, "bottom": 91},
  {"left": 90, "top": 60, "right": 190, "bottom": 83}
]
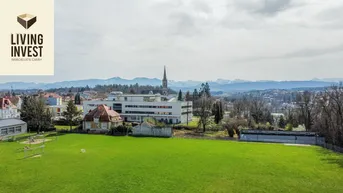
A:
[
  {"left": 240, "top": 130, "right": 323, "bottom": 145},
  {"left": 316, "top": 140, "right": 343, "bottom": 153},
  {"left": 132, "top": 127, "right": 172, "bottom": 137}
]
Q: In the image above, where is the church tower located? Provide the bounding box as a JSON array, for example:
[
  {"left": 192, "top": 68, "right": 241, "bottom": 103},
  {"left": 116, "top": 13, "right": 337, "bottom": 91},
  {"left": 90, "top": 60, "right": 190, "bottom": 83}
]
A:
[{"left": 162, "top": 66, "right": 168, "bottom": 95}]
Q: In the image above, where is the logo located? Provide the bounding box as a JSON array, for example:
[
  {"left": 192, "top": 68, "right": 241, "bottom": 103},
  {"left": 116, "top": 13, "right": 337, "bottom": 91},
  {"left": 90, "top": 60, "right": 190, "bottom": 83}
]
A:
[
  {"left": 11, "top": 13, "right": 43, "bottom": 61},
  {"left": 0, "top": 0, "right": 54, "bottom": 75},
  {"left": 17, "top": 14, "right": 37, "bottom": 29}
]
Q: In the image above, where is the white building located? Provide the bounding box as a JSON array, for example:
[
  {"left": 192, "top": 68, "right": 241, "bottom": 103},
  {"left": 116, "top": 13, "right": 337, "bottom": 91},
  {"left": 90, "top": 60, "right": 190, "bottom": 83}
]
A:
[
  {"left": 0, "top": 98, "right": 20, "bottom": 119},
  {"left": 83, "top": 92, "right": 192, "bottom": 124}
]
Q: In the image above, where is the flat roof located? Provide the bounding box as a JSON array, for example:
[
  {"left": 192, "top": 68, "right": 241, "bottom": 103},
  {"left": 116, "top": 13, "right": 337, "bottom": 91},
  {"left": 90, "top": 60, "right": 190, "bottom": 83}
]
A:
[
  {"left": 241, "top": 130, "right": 318, "bottom": 136},
  {"left": 0, "top": 119, "right": 26, "bottom": 127}
]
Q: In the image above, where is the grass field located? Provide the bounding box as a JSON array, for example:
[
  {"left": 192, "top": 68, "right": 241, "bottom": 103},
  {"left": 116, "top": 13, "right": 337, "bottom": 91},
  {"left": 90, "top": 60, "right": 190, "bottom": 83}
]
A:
[
  {"left": 1, "top": 134, "right": 343, "bottom": 193},
  {"left": 54, "top": 125, "right": 78, "bottom": 131}
]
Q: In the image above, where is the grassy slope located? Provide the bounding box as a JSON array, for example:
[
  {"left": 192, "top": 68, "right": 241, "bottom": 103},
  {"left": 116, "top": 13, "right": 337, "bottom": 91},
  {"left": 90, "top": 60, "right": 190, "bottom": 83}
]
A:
[{"left": 0, "top": 135, "right": 343, "bottom": 193}]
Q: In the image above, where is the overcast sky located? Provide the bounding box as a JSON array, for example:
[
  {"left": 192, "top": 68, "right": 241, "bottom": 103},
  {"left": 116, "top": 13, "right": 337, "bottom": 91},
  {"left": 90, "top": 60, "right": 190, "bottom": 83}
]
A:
[{"left": 1, "top": 0, "right": 343, "bottom": 83}]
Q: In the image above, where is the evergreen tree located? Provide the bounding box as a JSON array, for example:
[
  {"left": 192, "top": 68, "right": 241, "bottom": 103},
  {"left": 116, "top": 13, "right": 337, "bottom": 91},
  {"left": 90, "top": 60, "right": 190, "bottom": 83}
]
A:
[
  {"left": 74, "top": 92, "right": 81, "bottom": 105},
  {"left": 193, "top": 89, "right": 199, "bottom": 101},
  {"left": 278, "top": 116, "right": 286, "bottom": 129},
  {"left": 185, "top": 91, "right": 191, "bottom": 101},
  {"left": 20, "top": 96, "right": 52, "bottom": 133},
  {"left": 129, "top": 89, "right": 136, "bottom": 94},
  {"left": 212, "top": 100, "right": 224, "bottom": 124},
  {"left": 62, "top": 100, "right": 82, "bottom": 131},
  {"left": 199, "top": 82, "right": 211, "bottom": 97},
  {"left": 177, "top": 90, "right": 183, "bottom": 101}
]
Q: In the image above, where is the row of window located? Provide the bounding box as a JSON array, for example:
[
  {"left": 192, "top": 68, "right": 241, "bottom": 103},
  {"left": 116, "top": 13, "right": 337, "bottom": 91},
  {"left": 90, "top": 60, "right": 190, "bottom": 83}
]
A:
[
  {"left": 125, "top": 105, "right": 172, "bottom": 109},
  {"left": 182, "top": 105, "right": 192, "bottom": 108},
  {"left": 125, "top": 111, "right": 172, "bottom": 115},
  {"left": 182, "top": 111, "right": 192, "bottom": 115},
  {"left": 1, "top": 126, "right": 22, "bottom": 135}
]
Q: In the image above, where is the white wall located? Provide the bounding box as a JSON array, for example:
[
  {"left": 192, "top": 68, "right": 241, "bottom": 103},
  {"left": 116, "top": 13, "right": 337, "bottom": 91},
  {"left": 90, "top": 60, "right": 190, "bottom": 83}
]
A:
[
  {"left": 132, "top": 127, "right": 172, "bottom": 137},
  {"left": 0, "top": 108, "right": 20, "bottom": 119},
  {"left": 83, "top": 121, "right": 110, "bottom": 130}
]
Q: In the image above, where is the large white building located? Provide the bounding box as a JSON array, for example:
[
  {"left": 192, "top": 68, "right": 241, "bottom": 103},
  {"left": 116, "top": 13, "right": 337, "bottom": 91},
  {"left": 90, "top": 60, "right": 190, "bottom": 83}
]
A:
[{"left": 83, "top": 92, "right": 192, "bottom": 124}]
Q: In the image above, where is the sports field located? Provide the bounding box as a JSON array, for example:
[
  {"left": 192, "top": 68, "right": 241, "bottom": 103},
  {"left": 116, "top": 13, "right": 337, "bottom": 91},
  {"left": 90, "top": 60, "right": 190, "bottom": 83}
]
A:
[{"left": 0, "top": 134, "right": 343, "bottom": 193}]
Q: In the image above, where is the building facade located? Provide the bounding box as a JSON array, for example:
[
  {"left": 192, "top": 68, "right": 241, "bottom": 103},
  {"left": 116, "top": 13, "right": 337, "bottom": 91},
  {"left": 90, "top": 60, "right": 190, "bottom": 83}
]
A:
[
  {"left": 0, "top": 119, "right": 27, "bottom": 139},
  {"left": 43, "top": 93, "right": 63, "bottom": 106},
  {"left": 83, "top": 104, "right": 122, "bottom": 130},
  {"left": 83, "top": 92, "right": 192, "bottom": 124}
]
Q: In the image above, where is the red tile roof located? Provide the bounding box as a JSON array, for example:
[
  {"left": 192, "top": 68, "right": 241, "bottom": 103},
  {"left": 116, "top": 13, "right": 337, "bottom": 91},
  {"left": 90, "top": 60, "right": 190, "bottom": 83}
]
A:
[
  {"left": 5, "top": 96, "right": 20, "bottom": 106},
  {"left": 43, "top": 93, "right": 61, "bottom": 98},
  {"left": 84, "top": 104, "right": 122, "bottom": 122},
  {"left": 0, "top": 98, "right": 17, "bottom": 109}
]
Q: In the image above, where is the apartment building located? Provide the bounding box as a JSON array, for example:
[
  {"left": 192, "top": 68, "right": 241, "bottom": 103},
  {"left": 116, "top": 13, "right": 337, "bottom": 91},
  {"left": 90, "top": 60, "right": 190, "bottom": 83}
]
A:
[{"left": 83, "top": 92, "right": 192, "bottom": 124}]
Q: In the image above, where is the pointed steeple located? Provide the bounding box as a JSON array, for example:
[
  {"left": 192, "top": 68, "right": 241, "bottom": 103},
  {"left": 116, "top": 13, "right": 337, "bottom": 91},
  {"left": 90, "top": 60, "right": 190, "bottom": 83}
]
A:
[
  {"left": 162, "top": 66, "right": 168, "bottom": 95},
  {"left": 163, "top": 65, "right": 167, "bottom": 81}
]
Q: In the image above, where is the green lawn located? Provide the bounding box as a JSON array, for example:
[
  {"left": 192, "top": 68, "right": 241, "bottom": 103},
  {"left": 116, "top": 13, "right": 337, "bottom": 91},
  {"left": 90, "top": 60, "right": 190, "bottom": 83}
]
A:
[
  {"left": 1, "top": 134, "right": 343, "bottom": 193},
  {"left": 177, "top": 116, "right": 200, "bottom": 127},
  {"left": 54, "top": 125, "right": 78, "bottom": 131}
]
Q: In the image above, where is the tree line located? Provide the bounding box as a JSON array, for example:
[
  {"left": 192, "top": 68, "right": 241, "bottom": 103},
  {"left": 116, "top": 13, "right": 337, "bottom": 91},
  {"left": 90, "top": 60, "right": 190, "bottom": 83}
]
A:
[
  {"left": 229, "top": 83, "right": 343, "bottom": 146},
  {"left": 46, "top": 83, "right": 176, "bottom": 95},
  {"left": 20, "top": 96, "right": 82, "bottom": 132}
]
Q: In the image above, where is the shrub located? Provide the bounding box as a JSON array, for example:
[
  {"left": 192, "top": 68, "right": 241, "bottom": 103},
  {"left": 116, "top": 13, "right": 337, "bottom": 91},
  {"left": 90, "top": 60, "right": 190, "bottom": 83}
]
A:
[
  {"left": 221, "top": 118, "right": 248, "bottom": 137},
  {"left": 227, "top": 128, "right": 235, "bottom": 137},
  {"left": 110, "top": 125, "right": 132, "bottom": 134},
  {"left": 255, "top": 123, "right": 274, "bottom": 130},
  {"left": 285, "top": 123, "right": 293, "bottom": 131},
  {"left": 172, "top": 125, "right": 197, "bottom": 130}
]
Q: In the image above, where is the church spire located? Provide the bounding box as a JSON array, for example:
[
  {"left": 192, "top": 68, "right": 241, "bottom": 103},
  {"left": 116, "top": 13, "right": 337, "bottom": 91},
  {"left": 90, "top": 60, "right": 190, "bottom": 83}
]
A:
[
  {"left": 163, "top": 65, "right": 167, "bottom": 81},
  {"left": 162, "top": 66, "right": 168, "bottom": 95}
]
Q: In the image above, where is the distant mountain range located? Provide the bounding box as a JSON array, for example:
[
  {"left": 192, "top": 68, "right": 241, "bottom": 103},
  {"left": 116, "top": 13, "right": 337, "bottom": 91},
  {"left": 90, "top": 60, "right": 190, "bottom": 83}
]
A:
[{"left": 0, "top": 77, "right": 341, "bottom": 93}]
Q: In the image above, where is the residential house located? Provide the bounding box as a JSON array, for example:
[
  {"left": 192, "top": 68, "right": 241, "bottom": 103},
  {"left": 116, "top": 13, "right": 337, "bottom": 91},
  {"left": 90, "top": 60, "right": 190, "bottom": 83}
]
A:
[
  {"left": 7, "top": 96, "right": 22, "bottom": 110},
  {"left": 43, "top": 93, "right": 63, "bottom": 106},
  {"left": 83, "top": 104, "right": 122, "bottom": 131},
  {"left": 0, "top": 98, "right": 20, "bottom": 119}
]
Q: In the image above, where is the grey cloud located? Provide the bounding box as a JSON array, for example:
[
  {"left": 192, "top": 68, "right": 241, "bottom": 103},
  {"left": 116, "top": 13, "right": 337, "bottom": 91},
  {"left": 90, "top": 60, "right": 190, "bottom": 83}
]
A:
[
  {"left": 236, "top": 43, "right": 343, "bottom": 63},
  {"left": 256, "top": 0, "right": 291, "bottom": 15},
  {"left": 168, "top": 12, "right": 199, "bottom": 37},
  {"left": 315, "top": 5, "right": 343, "bottom": 29},
  {"left": 283, "top": 44, "right": 343, "bottom": 58},
  {"left": 3, "top": 0, "right": 343, "bottom": 83},
  {"left": 233, "top": 0, "right": 292, "bottom": 16},
  {"left": 192, "top": 0, "right": 212, "bottom": 14}
]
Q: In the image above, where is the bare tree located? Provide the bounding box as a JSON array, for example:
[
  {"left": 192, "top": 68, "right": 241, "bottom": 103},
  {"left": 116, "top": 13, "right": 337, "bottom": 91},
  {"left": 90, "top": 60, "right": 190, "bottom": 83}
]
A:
[
  {"left": 314, "top": 83, "right": 343, "bottom": 146},
  {"left": 295, "top": 91, "right": 316, "bottom": 131},
  {"left": 195, "top": 95, "right": 213, "bottom": 132},
  {"left": 249, "top": 97, "right": 268, "bottom": 124},
  {"left": 222, "top": 118, "right": 248, "bottom": 138}
]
